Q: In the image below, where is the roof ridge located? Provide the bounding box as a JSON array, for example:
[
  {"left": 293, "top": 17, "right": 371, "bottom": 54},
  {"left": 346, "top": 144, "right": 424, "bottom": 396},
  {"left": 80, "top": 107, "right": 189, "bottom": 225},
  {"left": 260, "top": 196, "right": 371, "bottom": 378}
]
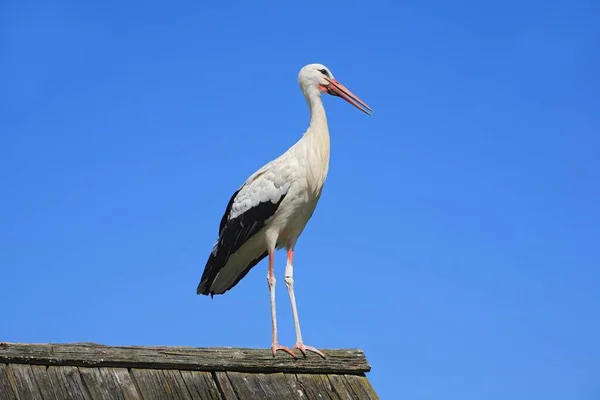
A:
[{"left": 0, "top": 342, "right": 371, "bottom": 375}]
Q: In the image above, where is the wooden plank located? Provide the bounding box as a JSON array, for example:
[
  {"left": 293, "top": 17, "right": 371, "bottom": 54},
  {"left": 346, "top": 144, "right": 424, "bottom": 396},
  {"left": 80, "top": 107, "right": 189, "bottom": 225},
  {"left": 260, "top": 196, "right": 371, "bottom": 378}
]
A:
[
  {"left": 318, "top": 374, "right": 345, "bottom": 400},
  {"left": 226, "top": 371, "right": 303, "bottom": 400},
  {"left": 344, "top": 374, "right": 379, "bottom": 400},
  {"left": 47, "top": 365, "right": 92, "bottom": 400},
  {"left": 79, "top": 367, "right": 140, "bottom": 400},
  {"left": 164, "top": 369, "right": 194, "bottom": 399},
  {"left": 213, "top": 371, "right": 239, "bottom": 400},
  {"left": 0, "top": 364, "right": 18, "bottom": 400},
  {"left": 0, "top": 342, "right": 370, "bottom": 374},
  {"left": 225, "top": 371, "right": 269, "bottom": 399},
  {"left": 283, "top": 373, "right": 307, "bottom": 399},
  {"left": 131, "top": 368, "right": 192, "bottom": 400},
  {"left": 179, "top": 370, "right": 221, "bottom": 400},
  {"left": 78, "top": 367, "right": 114, "bottom": 400},
  {"left": 30, "top": 365, "right": 56, "bottom": 399},
  {"left": 8, "top": 364, "right": 45, "bottom": 399},
  {"left": 295, "top": 373, "right": 339, "bottom": 400},
  {"left": 100, "top": 368, "right": 140, "bottom": 400},
  {"left": 253, "top": 372, "right": 303, "bottom": 400},
  {"left": 282, "top": 373, "right": 303, "bottom": 398},
  {"left": 328, "top": 374, "right": 359, "bottom": 399}
]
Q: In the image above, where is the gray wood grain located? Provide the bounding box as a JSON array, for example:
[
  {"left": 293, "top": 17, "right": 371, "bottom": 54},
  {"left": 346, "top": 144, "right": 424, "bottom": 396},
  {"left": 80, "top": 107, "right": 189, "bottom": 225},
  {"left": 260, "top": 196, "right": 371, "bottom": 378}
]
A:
[
  {"left": 213, "top": 371, "right": 239, "bottom": 400},
  {"left": 0, "top": 342, "right": 369, "bottom": 374},
  {"left": 8, "top": 364, "right": 45, "bottom": 399},
  {"left": 252, "top": 372, "right": 303, "bottom": 400},
  {"left": 101, "top": 368, "right": 141, "bottom": 400},
  {"left": 79, "top": 367, "right": 141, "bottom": 400},
  {"left": 227, "top": 371, "right": 304, "bottom": 400},
  {"left": 327, "top": 374, "right": 359, "bottom": 399},
  {"left": 79, "top": 367, "right": 119, "bottom": 400},
  {"left": 30, "top": 365, "right": 56, "bottom": 399},
  {"left": 226, "top": 371, "right": 269, "bottom": 399},
  {"left": 47, "top": 365, "right": 92, "bottom": 400},
  {"left": 318, "top": 374, "right": 346, "bottom": 400},
  {"left": 0, "top": 364, "right": 18, "bottom": 400},
  {"left": 343, "top": 374, "right": 379, "bottom": 400},
  {"left": 164, "top": 369, "right": 195, "bottom": 399},
  {"left": 179, "top": 370, "right": 221, "bottom": 400},
  {"left": 131, "top": 368, "right": 192, "bottom": 400},
  {"left": 282, "top": 373, "right": 305, "bottom": 399},
  {"left": 295, "top": 372, "right": 339, "bottom": 400}
]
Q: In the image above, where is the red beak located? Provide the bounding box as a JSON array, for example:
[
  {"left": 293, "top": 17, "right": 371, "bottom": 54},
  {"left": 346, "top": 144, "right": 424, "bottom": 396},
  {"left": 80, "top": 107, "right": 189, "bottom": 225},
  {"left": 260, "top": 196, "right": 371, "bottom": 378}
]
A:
[{"left": 325, "top": 78, "right": 373, "bottom": 115}]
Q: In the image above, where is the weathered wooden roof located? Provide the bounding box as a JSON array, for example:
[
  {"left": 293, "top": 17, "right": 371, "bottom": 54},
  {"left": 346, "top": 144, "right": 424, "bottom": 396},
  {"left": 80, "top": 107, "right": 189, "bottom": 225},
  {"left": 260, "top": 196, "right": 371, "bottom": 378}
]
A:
[{"left": 0, "top": 342, "right": 378, "bottom": 399}]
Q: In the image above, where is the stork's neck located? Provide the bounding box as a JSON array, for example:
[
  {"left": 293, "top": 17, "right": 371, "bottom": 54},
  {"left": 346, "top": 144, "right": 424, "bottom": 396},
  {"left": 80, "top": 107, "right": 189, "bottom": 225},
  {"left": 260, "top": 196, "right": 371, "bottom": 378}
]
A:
[
  {"left": 304, "top": 90, "right": 329, "bottom": 138},
  {"left": 299, "top": 89, "right": 330, "bottom": 185}
]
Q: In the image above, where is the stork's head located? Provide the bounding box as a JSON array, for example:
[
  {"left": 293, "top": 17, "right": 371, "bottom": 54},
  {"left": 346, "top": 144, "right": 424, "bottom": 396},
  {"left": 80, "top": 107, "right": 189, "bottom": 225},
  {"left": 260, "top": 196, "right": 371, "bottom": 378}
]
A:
[{"left": 298, "top": 63, "right": 373, "bottom": 115}]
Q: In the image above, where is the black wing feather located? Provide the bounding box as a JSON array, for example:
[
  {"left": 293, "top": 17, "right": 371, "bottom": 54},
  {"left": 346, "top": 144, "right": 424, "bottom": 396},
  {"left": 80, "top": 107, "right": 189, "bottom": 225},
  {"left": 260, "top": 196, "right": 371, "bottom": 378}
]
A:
[
  {"left": 197, "top": 190, "right": 287, "bottom": 296},
  {"left": 219, "top": 188, "right": 240, "bottom": 235}
]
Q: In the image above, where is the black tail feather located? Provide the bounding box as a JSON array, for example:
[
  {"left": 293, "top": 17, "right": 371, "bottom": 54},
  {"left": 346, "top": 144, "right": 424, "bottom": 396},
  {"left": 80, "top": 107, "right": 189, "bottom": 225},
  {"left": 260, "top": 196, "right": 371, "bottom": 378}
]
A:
[{"left": 196, "top": 250, "right": 268, "bottom": 297}]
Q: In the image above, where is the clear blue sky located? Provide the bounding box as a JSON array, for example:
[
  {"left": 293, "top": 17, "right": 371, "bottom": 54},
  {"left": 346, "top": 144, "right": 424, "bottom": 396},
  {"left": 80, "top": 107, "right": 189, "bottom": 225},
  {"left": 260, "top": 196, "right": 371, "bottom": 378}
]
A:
[{"left": 1, "top": 1, "right": 599, "bottom": 398}]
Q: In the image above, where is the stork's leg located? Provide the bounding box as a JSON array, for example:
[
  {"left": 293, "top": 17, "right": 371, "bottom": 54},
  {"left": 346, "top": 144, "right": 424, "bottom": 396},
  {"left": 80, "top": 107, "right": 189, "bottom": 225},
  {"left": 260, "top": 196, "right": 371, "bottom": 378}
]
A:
[
  {"left": 284, "top": 249, "right": 326, "bottom": 358},
  {"left": 267, "top": 250, "right": 295, "bottom": 358}
]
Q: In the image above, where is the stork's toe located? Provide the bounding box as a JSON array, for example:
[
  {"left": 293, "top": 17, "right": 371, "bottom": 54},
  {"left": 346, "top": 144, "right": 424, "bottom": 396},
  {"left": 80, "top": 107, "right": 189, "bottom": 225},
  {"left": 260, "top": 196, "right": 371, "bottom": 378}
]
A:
[
  {"left": 271, "top": 343, "right": 297, "bottom": 358},
  {"left": 293, "top": 342, "right": 326, "bottom": 358}
]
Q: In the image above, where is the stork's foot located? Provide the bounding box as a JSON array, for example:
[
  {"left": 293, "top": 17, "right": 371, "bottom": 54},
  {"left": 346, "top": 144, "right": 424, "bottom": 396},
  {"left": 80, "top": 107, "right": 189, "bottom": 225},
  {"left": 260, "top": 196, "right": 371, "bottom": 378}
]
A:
[
  {"left": 271, "top": 343, "right": 296, "bottom": 358},
  {"left": 293, "top": 342, "right": 326, "bottom": 358}
]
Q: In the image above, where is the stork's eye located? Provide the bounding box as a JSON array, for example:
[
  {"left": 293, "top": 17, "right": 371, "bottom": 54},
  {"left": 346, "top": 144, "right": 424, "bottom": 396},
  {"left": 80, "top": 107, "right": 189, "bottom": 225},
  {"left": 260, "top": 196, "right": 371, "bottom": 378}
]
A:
[{"left": 319, "top": 69, "right": 330, "bottom": 77}]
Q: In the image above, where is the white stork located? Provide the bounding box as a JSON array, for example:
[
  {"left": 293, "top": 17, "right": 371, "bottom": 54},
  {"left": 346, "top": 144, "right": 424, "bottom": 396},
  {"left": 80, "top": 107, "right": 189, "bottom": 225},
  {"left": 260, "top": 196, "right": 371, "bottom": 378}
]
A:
[{"left": 197, "top": 63, "right": 372, "bottom": 358}]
